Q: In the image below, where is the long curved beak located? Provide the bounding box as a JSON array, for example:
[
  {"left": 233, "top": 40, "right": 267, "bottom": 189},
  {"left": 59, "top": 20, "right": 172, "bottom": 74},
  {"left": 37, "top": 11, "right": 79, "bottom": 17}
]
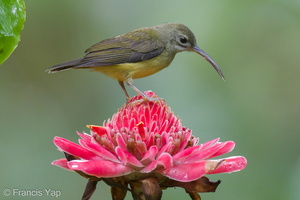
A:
[{"left": 192, "top": 46, "right": 225, "bottom": 80}]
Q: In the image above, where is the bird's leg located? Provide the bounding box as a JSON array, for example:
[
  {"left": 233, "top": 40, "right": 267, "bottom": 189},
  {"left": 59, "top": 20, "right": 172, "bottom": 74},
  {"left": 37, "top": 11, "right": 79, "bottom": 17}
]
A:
[
  {"left": 125, "top": 78, "right": 148, "bottom": 99},
  {"left": 125, "top": 78, "right": 160, "bottom": 101},
  {"left": 118, "top": 80, "right": 130, "bottom": 99}
]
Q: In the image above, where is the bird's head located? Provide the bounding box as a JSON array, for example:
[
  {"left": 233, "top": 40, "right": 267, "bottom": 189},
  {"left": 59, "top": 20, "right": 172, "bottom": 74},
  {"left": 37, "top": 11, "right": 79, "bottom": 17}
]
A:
[{"left": 161, "top": 23, "right": 225, "bottom": 80}]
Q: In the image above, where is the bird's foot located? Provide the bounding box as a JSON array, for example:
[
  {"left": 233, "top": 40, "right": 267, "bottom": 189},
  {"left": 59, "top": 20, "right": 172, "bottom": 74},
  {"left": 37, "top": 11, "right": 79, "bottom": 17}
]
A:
[
  {"left": 143, "top": 95, "right": 163, "bottom": 102},
  {"left": 127, "top": 94, "right": 164, "bottom": 106}
]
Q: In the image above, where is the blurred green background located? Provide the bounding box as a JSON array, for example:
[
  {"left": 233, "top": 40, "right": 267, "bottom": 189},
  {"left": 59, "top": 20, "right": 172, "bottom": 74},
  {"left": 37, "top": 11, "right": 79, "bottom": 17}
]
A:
[{"left": 1, "top": 0, "right": 300, "bottom": 199}]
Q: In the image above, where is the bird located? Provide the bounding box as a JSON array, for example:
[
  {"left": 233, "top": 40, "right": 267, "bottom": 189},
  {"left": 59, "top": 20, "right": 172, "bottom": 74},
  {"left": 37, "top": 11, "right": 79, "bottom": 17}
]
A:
[{"left": 47, "top": 23, "right": 224, "bottom": 100}]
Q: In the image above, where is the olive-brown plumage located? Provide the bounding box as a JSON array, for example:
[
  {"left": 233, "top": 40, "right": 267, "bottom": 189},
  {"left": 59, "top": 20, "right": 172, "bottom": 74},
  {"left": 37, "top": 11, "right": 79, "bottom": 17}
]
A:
[{"left": 47, "top": 23, "right": 224, "bottom": 99}]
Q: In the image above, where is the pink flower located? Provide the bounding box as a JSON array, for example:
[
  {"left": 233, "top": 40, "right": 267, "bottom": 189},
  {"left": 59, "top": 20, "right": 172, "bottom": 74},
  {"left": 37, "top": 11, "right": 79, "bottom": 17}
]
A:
[{"left": 52, "top": 91, "right": 247, "bottom": 199}]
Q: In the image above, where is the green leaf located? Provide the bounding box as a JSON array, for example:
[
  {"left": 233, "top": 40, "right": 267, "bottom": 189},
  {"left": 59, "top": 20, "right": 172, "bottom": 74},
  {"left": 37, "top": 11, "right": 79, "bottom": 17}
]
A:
[{"left": 0, "top": 0, "right": 26, "bottom": 65}]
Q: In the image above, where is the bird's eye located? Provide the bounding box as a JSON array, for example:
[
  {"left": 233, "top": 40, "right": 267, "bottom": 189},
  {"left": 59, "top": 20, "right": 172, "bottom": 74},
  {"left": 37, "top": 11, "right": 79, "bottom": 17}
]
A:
[{"left": 179, "top": 36, "right": 188, "bottom": 44}]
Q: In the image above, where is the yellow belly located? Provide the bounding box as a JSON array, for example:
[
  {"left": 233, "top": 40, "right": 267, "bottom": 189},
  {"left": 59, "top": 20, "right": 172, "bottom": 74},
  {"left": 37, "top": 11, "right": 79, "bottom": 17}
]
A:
[{"left": 92, "top": 54, "right": 174, "bottom": 81}]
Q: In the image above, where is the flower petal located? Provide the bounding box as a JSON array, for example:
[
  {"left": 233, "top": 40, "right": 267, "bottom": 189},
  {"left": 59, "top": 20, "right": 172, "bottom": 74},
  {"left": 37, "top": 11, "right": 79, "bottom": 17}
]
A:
[
  {"left": 156, "top": 141, "right": 173, "bottom": 157},
  {"left": 202, "top": 138, "right": 220, "bottom": 149},
  {"left": 52, "top": 158, "right": 71, "bottom": 170},
  {"left": 157, "top": 153, "right": 173, "bottom": 169},
  {"left": 140, "top": 146, "right": 158, "bottom": 165},
  {"left": 137, "top": 121, "right": 146, "bottom": 138},
  {"left": 140, "top": 160, "right": 158, "bottom": 173},
  {"left": 177, "top": 142, "right": 228, "bottom": 164},
  {"left": 209, "top": 141, "right": 235, "bottom": 158},
  {"left": 53, "top": 137, "right": 98, "bottom": 160},
  {"left": 177, "top": 130, "right": 193, "bottom": 152},
  {"left": 172, "top": 145, "right": 203, "bottom": 161},
  {"left": 206, "top": 156, "right": 247, "bottom": 174},
  {"left": 68, "top": 160, "right": 133, "bottom": 178},
  {"left": 87, "top": 125, "right": 107, "bottom": 136},
  {"left": 115, "top": 146, "right": 144, "bottom": 168},
  {"left": 79, "top": 138, "right": 120, "bottom": 163},
  {"left": 115, "top": 133, "right": 127, "bottom": 151},
  {"left": 162, "top": 161, "right": 207, "bottom": 182},
  {"left": 77, "top": 132, "right": 91, "bottom": 141}
]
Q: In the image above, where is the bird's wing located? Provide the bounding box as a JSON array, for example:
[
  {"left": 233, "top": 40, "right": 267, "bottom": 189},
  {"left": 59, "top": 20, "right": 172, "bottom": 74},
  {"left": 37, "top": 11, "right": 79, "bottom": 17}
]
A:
[{"left": 74, "top": 30, "right": 165, "bottom": 68}]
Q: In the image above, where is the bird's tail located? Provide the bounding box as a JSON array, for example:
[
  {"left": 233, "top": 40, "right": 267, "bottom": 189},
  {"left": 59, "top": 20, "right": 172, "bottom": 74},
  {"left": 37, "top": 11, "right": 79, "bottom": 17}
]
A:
[{"left": 46, "top": 58, "right": 83, "bottom": 73}]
